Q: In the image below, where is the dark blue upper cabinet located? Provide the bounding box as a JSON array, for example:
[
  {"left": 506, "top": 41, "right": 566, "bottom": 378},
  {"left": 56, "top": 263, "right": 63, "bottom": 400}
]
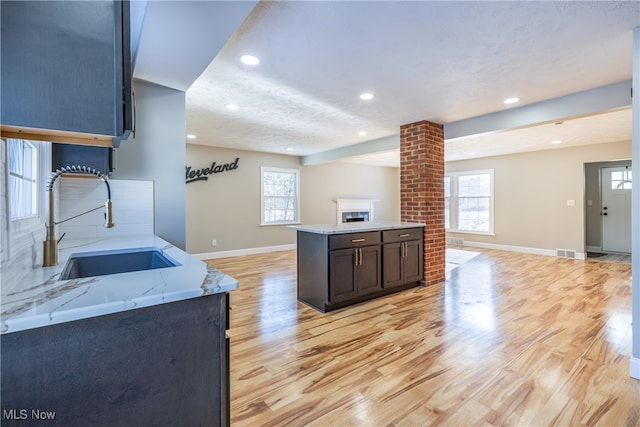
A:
[{"left": 1, "top": 1, "right": 132, "bottom": 146}]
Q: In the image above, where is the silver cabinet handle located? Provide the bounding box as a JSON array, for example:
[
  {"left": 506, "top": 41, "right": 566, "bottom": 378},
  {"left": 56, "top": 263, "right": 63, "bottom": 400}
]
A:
[{"left": 354, "top": 248, "right": 362, "bottom": 265}]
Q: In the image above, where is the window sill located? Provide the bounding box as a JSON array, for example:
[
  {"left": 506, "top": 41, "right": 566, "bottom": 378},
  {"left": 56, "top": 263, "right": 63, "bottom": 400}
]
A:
[
  {"left": 259, "top": 221, "right": 302, "bottom": 227},
  {"left": 446, "top": 230, "right": 496, "bottom": 237}
]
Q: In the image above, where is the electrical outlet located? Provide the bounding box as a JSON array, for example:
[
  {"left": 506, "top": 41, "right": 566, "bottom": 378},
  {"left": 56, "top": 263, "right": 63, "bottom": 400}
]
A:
[{"left": 211, "top": 239, "right": 217, "bottom": 247}]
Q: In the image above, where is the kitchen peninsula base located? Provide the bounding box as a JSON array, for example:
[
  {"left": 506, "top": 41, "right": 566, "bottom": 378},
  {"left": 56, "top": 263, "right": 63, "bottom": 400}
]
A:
[
  {"left": 293, "top": 223, "right": 425, "bottom": 313},
  {"left": 1, "top": 293, "right": 230, "bottom": 427}
]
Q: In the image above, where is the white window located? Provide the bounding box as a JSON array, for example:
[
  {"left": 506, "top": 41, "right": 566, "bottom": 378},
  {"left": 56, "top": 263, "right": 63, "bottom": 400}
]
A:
[
  {"left": 444, "top": 176, "right": 451, "bottom": 229},
  {"left": 611, "top": 170, "right": 632, "bottom": 190},
  {"left": 260, "top": 166, "right": 300, "bottom": 225},
  {"left": 8, "top": 139, "right": 38, "bottom": 219},
  {"left": 445, "top": 169, "right": 494, "bottom": 234}
]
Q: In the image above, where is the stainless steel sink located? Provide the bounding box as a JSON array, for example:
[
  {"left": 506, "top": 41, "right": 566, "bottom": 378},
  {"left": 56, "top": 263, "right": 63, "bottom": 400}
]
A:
[{"left": 59, "top": 247, "right": 181, "bottom": 280}]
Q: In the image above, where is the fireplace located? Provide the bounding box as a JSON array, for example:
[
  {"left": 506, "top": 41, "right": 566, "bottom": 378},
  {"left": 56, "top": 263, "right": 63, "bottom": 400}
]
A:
[{"left": 335, "top": 199, "right": 377, "bottom": 224}]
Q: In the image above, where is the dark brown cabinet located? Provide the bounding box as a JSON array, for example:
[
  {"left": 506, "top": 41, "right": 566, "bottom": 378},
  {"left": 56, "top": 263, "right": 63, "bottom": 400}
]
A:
[
  {"left": 382, "top": 228, "right": 424, "bottom": 289},
  {"left": 329, "top": 245, "right": 381, "bottom": 302},
  {"left": 297, "top": 226, "right": 423, "bottom": 312}
]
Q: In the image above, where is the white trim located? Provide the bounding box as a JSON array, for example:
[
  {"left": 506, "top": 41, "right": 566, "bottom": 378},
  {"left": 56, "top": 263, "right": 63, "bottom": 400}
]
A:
[
  {"left": 631, "top": 357, "right": 640, "bottom": 380},
  {"left": 448, "top": 230, "right": 496, "bottom": 237},
  {"left": 193, "top": 243, "right": 296, "bottom": 260},
  {"left": 445, "top": 169, "right": 495, "bottom": 234},
  {"left": 461, "top": 240, "right": 586, "bottom": 260}
]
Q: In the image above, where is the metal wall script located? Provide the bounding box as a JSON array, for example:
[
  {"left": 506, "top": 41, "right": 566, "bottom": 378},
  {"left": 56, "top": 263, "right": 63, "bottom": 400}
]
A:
[{"left": 185, "top": 158, "right": 239, "bottom": 184}]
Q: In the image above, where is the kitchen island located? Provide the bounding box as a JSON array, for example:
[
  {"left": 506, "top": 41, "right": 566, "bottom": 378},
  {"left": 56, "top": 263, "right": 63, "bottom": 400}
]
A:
[
  {"left": 1, "top": 235, "right": 236, "bottom": 426},
  {"left": 290, "top": 222, "right": 425, "bottom": 312}
]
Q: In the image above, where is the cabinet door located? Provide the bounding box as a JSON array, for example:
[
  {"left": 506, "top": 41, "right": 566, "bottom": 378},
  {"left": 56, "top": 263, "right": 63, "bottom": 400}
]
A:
[
  {"left": 52, "top": 143, "right": 113, "bottom": 174},
  {"left": 329, "top": 248, "right": 357, "bottom": 302},
  {"left": 382, "top": 242, "right": 404, "bottom": 288},
  {"left": 1, "top": 1, "right": 130, "bottom": 139},
  {"left": 403, "top": 240, "right": 424, "bottom": 284},
  {"left": 356, "top": 245, "right": 382, "bottom": 296}
]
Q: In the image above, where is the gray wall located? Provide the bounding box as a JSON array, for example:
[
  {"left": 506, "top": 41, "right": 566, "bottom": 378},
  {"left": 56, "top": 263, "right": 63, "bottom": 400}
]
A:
[
  {"left": 446, "top": 140, "right": 631, "bottom": 254},
  {"left": 185, "top": 144, "right": 400, "bottom": 255},
  {"left": 113, "top": 80, "right": 186, "bottom": 249}
]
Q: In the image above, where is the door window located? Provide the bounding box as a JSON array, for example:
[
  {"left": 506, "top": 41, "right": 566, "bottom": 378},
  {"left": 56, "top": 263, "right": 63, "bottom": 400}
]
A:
[{"left": 610, "top": 170, "right": 632, "bottom": 190}]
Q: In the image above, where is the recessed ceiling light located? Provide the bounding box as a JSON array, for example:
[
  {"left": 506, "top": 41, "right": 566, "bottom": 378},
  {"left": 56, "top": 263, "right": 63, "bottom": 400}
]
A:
[
  {"left": 286, "top": 147, "right": 294, "bottom": 152},
  {"left": 360, "top": 93, "right": 374, "bottom": 100},
  {"left": 551, "top": 140, "right": 562, "bottom": 144},
  {"left": 240, "top": 55, "right": 260, "bottom": 65},
  {"left": 467, "top": 152, "right": 475, "bottom": 156},
  {"left": 225, "top": 104, "right": 239, "bottom": 110},
  {"left": 504, "top": 97, "right": 520, "bottom": 105},
  {"left": 358, "top": 131, "right": 367, "bottom": 136},
  {"left": 186, "top": 134, "right": 196, "bottom": 139}
]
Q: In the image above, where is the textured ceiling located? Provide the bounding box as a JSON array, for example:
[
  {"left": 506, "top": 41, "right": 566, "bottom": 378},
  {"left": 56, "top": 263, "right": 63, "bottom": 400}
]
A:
[
  {"left": 180, "top": 1, "right": 640, "bottom": 166},
  {"left": 445, "top": 108, "right": 633, "bottom": 162}
]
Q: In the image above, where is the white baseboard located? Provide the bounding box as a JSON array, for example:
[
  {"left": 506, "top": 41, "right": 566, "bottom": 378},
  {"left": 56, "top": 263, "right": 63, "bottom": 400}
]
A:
[
  {"left": 461, "top": 241, "right": 586, "bottom": 260},
  {"left": 631, "top": 357, "right": 640, "bottom": 380},
  {"left": 196, "top": 240, "right": 588, "bottom": 261},
  {"left": 193, "top": 244, "right": 296, "bottom": 260}
]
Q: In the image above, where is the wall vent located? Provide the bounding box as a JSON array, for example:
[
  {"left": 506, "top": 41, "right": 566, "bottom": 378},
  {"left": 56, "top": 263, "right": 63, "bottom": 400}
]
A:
[
  {"left": 556, "top": 249, "right": 576, "bottom": 259},
  {"left": 447, "top": 237, "right": 465, "bottom": 245}
]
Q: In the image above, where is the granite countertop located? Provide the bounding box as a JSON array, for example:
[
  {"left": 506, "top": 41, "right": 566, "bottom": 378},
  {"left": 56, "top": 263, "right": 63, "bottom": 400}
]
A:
[
  {"left": 289, "top": 221, "right": 425, "bottom": 235},
  {"left": 1, "top": 235, "right": 237, "bottom": 334}
]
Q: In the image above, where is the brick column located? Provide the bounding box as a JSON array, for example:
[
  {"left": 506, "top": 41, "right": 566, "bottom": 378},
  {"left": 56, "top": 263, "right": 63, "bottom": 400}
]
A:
[{"left": 400, "top": 120, "right": 445, "bottom": 286}]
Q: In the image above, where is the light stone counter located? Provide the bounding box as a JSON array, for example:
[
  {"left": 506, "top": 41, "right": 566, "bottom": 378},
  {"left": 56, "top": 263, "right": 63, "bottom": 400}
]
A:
[
  {"left": 289, "top": 221, "right": 425, "bottom": 235},
  {"left": 1, "top": 235, "right": 237, "bottom": 334}
]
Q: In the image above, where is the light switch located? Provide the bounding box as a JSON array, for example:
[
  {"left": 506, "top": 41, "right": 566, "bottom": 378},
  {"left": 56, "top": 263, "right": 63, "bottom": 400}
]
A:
[
  {"left": 567, "top": 199, "right": 576, "bottom": 206},
  {"left": 587, "top": 200, "right": 593, "bottom": 206}
]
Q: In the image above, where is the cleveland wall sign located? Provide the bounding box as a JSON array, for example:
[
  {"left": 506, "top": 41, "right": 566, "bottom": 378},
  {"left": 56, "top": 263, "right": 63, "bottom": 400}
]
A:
[{"left": 185, "top": 158, "right": 239, "bottom": 184}]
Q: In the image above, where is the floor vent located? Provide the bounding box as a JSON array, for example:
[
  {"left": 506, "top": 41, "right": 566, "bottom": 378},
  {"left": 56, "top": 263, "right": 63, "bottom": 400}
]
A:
[
  {"left": 447, "top": 237, "right": 465, "bottom": 245},
  {"left": 556, "top": 249, "right": 576, "bottom": 259}
]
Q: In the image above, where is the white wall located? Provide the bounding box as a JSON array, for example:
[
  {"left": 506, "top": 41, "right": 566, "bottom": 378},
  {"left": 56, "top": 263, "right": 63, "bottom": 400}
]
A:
[
  {"left": 185, "top": 144, "right": 400, "bottom": 256},
  {"left": 112, "top": 79, "right": 186, "bottom": 249},
  {"left": 57, "top": 177, "right": 153, "bottom": 240},
  {"left": 446, "top": 140, "right": 631, "bottom": 255}
]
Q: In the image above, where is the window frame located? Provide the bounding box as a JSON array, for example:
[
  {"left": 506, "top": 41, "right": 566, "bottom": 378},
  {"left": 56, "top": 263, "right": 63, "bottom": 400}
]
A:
[
  {"left": 3, "top": 139, "right": 50, "bottom": 262},
  {"left": 8, "top": 139, "right": 39, "bottom": 220},
  {"left": 445, "top": 169, "right": 495, "bottom": 235},
  {"left": 260, "top": 166, "right": 301, "bottom": 226}
]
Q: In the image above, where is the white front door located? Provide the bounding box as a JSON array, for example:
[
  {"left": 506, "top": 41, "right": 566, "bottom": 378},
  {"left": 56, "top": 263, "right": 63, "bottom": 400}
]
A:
[{"left": 601, "top": 166, "right": 632, "bottom": 253}]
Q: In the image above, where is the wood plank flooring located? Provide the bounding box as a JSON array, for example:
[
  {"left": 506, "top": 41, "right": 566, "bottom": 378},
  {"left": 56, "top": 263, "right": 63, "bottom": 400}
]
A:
[{"left": 206, "top": 248, "right": 639, "bottom": 426}]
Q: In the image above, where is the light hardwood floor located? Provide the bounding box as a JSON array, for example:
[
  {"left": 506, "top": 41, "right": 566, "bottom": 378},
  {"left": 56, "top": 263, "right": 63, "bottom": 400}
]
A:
[{"left": 207, "top": 248, "right": 639, "bottom": 427}]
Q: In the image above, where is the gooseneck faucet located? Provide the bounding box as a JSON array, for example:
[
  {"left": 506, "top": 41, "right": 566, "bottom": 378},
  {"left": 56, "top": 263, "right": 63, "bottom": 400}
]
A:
[{"left": 43, "top": 165, "right": 115, "bottom": 267}]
